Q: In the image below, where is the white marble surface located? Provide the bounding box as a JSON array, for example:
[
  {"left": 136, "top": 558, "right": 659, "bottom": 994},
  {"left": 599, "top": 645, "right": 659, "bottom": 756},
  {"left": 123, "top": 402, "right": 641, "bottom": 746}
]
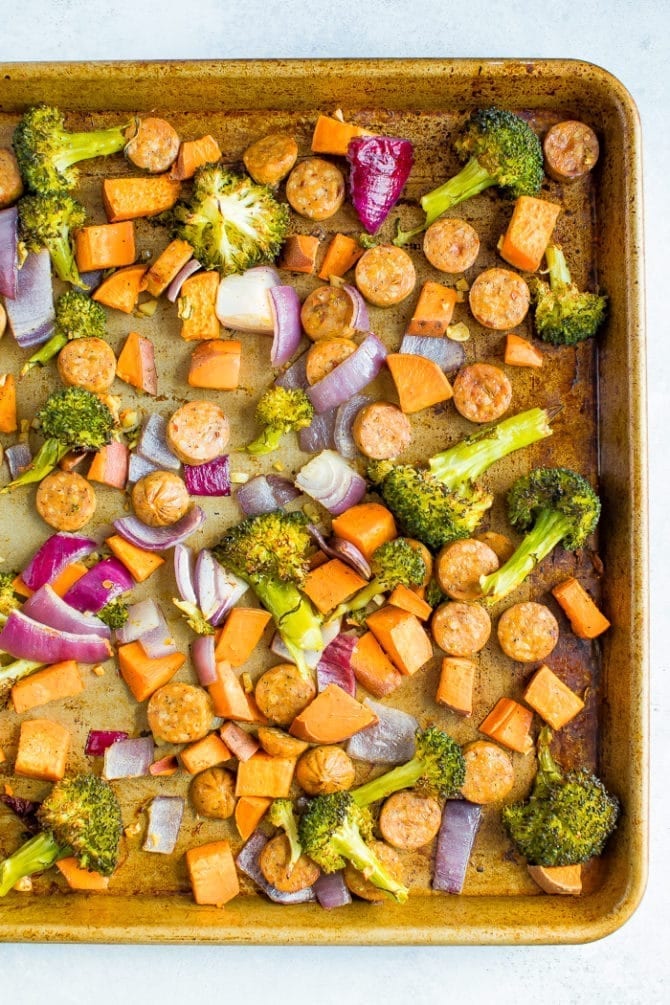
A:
[{"left": 1, "top": 2, "right": 668, "bottom": 1002}]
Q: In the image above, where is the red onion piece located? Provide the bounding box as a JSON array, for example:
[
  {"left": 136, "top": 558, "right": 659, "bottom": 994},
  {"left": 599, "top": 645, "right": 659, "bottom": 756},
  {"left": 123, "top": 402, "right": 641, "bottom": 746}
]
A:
[
  {"left": 166, "top": 258, "right": 200, "bottom": 302},
  {"left": 103, "top": 736, "right": 154, "bottom": 780},
  {"left": 333, "top": 394, "right": 371, "bottom": 460},
  {"left": 5, "top": 250, "right": 55, "bottom": 348},
  {"left": 127, "top": 452, "right": 158, "bottom": 485},
  {"left": 79, "top": 269, "right": 104, "bottom": 292},
  {"left": 138, "top": 606, "right": 177, "bottom": 659},
  {"left": 136, "top": 414, "right": 181, "bottom": 471},
  {"left": 63, "top": 557, "right": 134, "bottom": 614},
  {"left": 85, "top": 730, "right": 128, "bottom": 756},
  {"left": 183, "top": 455, "right": 231, "bottom": 496},
  {"left": 298, "top": 408, "right": 337, "bottom": 453},
  {"left": 432, "top": 800, "right": 482, "bottom": 894},
  {"left": 236, "top": 831, "right": 316, "bottom": 904},
  {"left": 343, "top": 285, "right": 370, "bottom": 332},
  {"left": 113, "top": 506, "right": 205, "bottom": 552},
  {"left": 220, "top": 722, "right": 259, "bottom": 762},
  {"left": 22, "top": 533, "right": 98, "bottom": 592},
  {"left": 346, "top": 699, "right": 418, "bottom": 763},
  {"left": 295, "top": 450, "right": 367, "bottom": 515},
  {"left": 307, "top": 334, "right": 387, "bottom": 414},
  {"left": 0, "top": 205, "right": 18, "bottom": 299},
  {"left": 316, "top": 634, "right": 357, "bottom": 696},
  {"left": 275, "top": 351, "right": 309, "bottom": 390},
  {"left": 313, "top": 870, "right": 352, "bottom": 910},
  {"left": 266, "top": 474, "right": 302, "bottom": 507},
  {"left": 0, "top": 794, "right": 40, "bottom": 833},
  {"left": 22, "top": 584, "right": 111, "bottom": 639},
  {"left": 347, "top": 135, "right": 414, "bottom": 234},
  {"left": 174, "top": 543, "right": 198, "bottom": 605},
  {"left": 236, "top": 474, "right": 300, "bottom": 517},
  {"left": 307, "top": 525, "right": 372, "bottom": 580},
  {"left": 115, "top": 598, "right": 162, "bottom": 645},
  {"left": 195, "top": 549, "right": 248, "bottom": 626},
  {"left": 5, "top": 443, "right": 32, "bottom": 481},
  {"left": 0, "top": 609, "right": 111, "bottom": 663},
  {"left": 269, "top": 285, "right": 302, "bottom": 365},
  {"left": 215, "top": 266, "right": 280, "bottom": 333},
  {"left": 191, "top": 634, "right": 218, "bottom": 686},
  {"left": 142, "top": 796, "right": 184, "bottom": 854},
  {"left": 400, "top": 334, "right": 465, "bottom": 372}
]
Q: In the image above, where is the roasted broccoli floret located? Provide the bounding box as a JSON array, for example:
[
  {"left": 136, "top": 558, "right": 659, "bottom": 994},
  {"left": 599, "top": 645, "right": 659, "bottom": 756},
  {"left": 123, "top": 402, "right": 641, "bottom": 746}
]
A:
[
  {"left": 268, "top": 798, "right": 302, "bottom": 875},
  {"left": 370, "top": 407, "right": 553, "bottom": 551},
  {"left": 22, "top": 290, "right": 107, "bottom": 376},
  {"left": 0, "top": 571, "right": 21, "bottom": 619},
  {"left": 97, "top": 598, "right": 129, "bottom": 631},
  {"left": 533, "top": 244, "right": 607, "bottom": 346},
  {"left": 245, "top": 387, "right": 314, "bottom": 455},
  {"left": 214, "top": 511, "right": 322, "bottom": 674},
  {"left": 395, "top": 107, "right": 544, "bottom": 245},
  {"left": 171, "top": 600, "right": 215, "bottom": 636},
  {"left": 18, "top": 191, "right": 87, "bottom": 287},
  {"left": 350, "top": 726, "right": 465, "bottom": 806},
  {"left": 299, "top": 792, "right": 409, "bottom": 903},
  {"left": 0, "top": 774, "right": 123, "bottom": 895},
  {"left": 13, "top": 105, "right": 128, "bottom": 193},
  {"left": 328, "top": 538, "right": 426, "bottom": 622},
  {"left": 1, "top": 387, "right": 115, "bottom": 494},
  {"left": 502, "top": 727, "right": 619, "bottom": 867},
  {"left": 479, "top": 466, "right": 601, "bottom": 604},
  {"left": 167, "top": 165, "right": 290, "bottom": 276}
]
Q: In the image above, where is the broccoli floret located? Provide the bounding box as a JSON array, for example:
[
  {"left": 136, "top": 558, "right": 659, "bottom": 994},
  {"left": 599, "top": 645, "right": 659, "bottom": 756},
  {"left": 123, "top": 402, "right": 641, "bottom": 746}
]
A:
[
  {"left": 395, "top": 107, "right": 544, "bottom": 245},
  {"left": 0, "top": 571, "right": 21, "bottom": 619},
  {"left": 1, "top": 387, "right": 115, "bottom": 494},
  {"left": 214, "top": 511, "right": 323, "bottom": 671},
  {"left": 13, "top": 105, "right": 127, "bottom": 194},
  {"left": 299, "top": 792, "right": 409, "bottom": 903},
  {"left": 18, "top": 191, "right": 87, "bottom": 287},
  {"left": 533, "top": 244, "right": 607, "bottom": 346},
  {"left": 167, "top": 165, "right": 290, "bottom": 276},
  {"left": 328, "top": 538, "right": 426, "bottom": 622},
  {"left": 479, "top": 466, "right": 601, "bottom": 603},
  {"left": 246, "top": 387, "right": 314, "bottom": 455},
  {"left": 97, "top": 598, "right": 129, "bottom": 631},
  {"left": 370, "top": 407, "right": 553, "bottom": 551},
  {"left": 502, "top": 727, "right": 619, "bottom": 867},
  {"left": 0, "top": 773, "right": 123, "bottom": 895},
  {"left": 171, "top": 599, "right": 215, "bottom": 636},
  {"left": 350, "top": 726, "right": 465, "bottom": 806},
  {"left": 268, "top": 798, "right": 302, "bottom": 875},
  {"left": 22, "top": 291, "right": 107, "bottom": 376},
  {"left": 424, "top": 579, "right": 446, "bottom": 609}
]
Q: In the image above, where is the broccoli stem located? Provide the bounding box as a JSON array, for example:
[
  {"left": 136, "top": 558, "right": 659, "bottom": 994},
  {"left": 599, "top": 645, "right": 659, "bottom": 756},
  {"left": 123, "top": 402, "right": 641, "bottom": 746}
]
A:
[
  {"left": 534, "top": 726, "right": 563, "bottom": 795},
  {"left": 47, "top": 228, "right": 85, "bottom": 288},
  {"left": 394, "top": 157, "right": 494, "bottom": 246},
  {"left": 281, "top": 635, "right": 315, "bottom": 681},
  {"left": 245, "top": 426, "right": 284, "bottom": 456},
  {"left": 333, "top": 817, "right": 408, "bottom": 903},
  {"left": 327, "top": 579, "right": 385, "bottom": 624},
  {"left": 21, "top": 333, "right": 68, "bottom": 376},
  {"left": 429, "top": 408, "right": 552, "bottom": 488},
  {"left": 545, "top": 245, "right": 571, "bottom": 290},
  {"left": 0, "top": 831, "right": 65, "bottom": 897},
  {"left": 351, "top": 758, "right": 426, "bottom": 808},
  {"left": 479, "top": 508, "right": 573, "bottom": 603},
  {"left": 249, "top": 576, "right": 323, "bottom": 654},
  {"left": 52, "top": 126, "right": 128, "bottom": 173},
  {"left": 0, "top": 439, "right": 69, "bottom": 494}
]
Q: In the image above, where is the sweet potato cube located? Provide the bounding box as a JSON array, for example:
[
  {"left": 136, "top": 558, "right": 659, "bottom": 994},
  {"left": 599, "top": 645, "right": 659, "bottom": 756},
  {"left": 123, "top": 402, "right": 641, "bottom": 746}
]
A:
[
  {"left": 436, "top": 657, "right": 476, "bottom": 716},
  {"left": 186, "top": 840, "right": 240, "bottom": 906},
  {"left": 331, "top": 503, "right": 397, "bottom": 560},
  {"left": 303, "top": 558, "right": 367, "bottom": 615},
  {"left": 234, "top": 796, "right": 271, "bottom": 841},
  {"left": 144, "top": 239, "right": 194, "bottom": 297},
  {"left": 350, "top": 631, "right": 403, "bottom": 698},
  {"left": 289, "top": 684, "right": 378, "bottom": 744},
  {"left": 234, "top": 752, "right": 296, "bottom": 798},
  {"left": 366, "top": 605, "right": 433, "bottom": 676},
  {"left": 387, "top": 583, "right": 433, "bottom": 621},
  {"left": 479, "top": 698, "right": 534, "bottom": 754},
  {"left": 14, "top": 719, "right": 71, "bottom": 781},
  {"left": 523, "top": 664, "right": 585, "bottom": 730},
  {"left": 117, "top": 643, "right": 185, "bottom": 702},
  {"left": 214, "top": 609, "right": 272, "bottom": 667},
  {"left": 188, "top": 340, "right": 242, "bottom": 390},
  {"left": 180, "top": 732, "right": 232, "bottom": 774},
  {"left": 56, "top": 857, "right": 110, "bottom": 891},
  {"left": 11, "top": 660, "right": 84, "bottom": 714},
  {"left": 406, "top": 281, "right": 457, "bottom": 336}
]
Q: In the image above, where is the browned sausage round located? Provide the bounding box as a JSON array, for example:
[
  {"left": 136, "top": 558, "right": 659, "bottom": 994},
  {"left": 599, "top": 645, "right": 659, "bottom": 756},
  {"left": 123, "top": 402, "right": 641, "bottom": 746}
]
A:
[
  {"left": 460, "top": 741, "right": 515, "bottom": 804},
  {"left": 435, "top": 538, "right": 500, "bottom": 601},
  {"left": 453, "top": 363, "right": 513, "bottom": 424},
  {"left": 125, "top": 117, "right": 180, "bottom": 173},
  {"left": 295, "top": 745, "right": 355, "bottom": 796},
  {"left": 543, "top": 120, "right": 600, "bottom": 182},
  {"left": 57, "top": 337, "right": 117, "bottom": 393},
  {"left": 0, "top": 148, "right": 23, "bottom": 208},
  {"left": 475, "top": 530, "right": 515, "bottom": 564},
  {"left": 432, "top": 601, "right": 491, "bottom": 656},
  {"left": 497, "top": 602, "right": 559, "bottom": 663},
  {"left": 286, "top": 157, "right": 345, "bottom": 221},
  {"left": 378, "top": 791, "right": 442, "bottom": 849},
  {"left": 147, "top": 682, "right": 213, "bottom": 744},
  {"left": 305, "top": 337, "right": 357, "bottom": 383},
  {"left": 254, "top": 662, "right": 316, "bottom": 727},
  {"left": 259, "top": 833, "right": 320, "bottom": 893},
  {"left": 256, "top": 726, "right": 309, "bottom": 759},
  {"left": 35, "top": 470, "right": 96, "bottom": 531},
  {"left": 189, "top": 767, "right": 236, "bottom": 819},
  {"left": 301, "top": 287, "right": 355, "bottom": 341},
  {"left": 243, "top": 132, "right": 299, "bottom": 186},
  {"left": 468, "top": 268, "right": 530, "bottom": 330},
  {"left": 423, "top": 218, "right": 480, "bottom": 273},
  {"left": 352, "top": 401, "right": 412, "bottom": 460},
  {"left": 131, "top": 471, "right": 191, "bottom": 527},
  {"left": 343, "top": 840, "right": 404, "bottom": 902},
  {"left": 166, "top": 400, "right": 230, "bottom": 465},
  {"left": 355, "top": 245, "right": 416, "bottom": 307}
]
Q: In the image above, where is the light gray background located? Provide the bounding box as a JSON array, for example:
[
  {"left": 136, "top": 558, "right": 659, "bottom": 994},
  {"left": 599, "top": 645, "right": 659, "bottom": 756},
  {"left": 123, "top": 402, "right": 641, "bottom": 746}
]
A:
[{"left": 1, "top": 2, "right": 668, "bottom": 1002}]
